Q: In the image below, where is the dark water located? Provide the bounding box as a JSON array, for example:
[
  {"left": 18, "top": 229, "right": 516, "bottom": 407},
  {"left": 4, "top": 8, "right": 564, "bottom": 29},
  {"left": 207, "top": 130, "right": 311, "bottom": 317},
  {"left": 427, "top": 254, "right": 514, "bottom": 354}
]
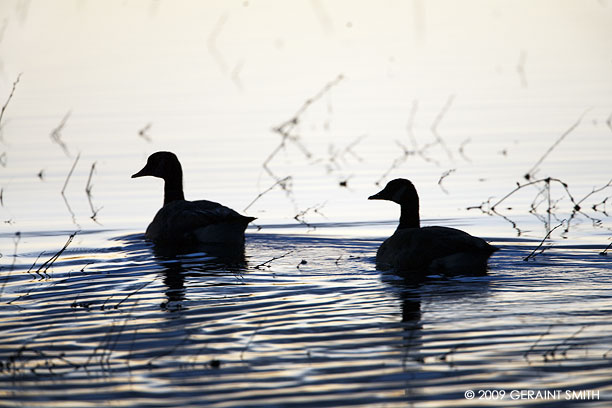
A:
[{"left": 1, "top": 224, "right": 611, "bottom": 407}]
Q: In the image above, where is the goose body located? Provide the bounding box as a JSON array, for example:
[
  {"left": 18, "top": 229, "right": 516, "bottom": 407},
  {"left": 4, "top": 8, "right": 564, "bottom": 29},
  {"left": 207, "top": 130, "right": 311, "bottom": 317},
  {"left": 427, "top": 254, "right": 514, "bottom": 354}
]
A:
[
  {"left": 369, "top": 179, "right": 497, "bottom": 278},
  {"left": 132, "top": 151, "right": 255, "bottom": 249}
]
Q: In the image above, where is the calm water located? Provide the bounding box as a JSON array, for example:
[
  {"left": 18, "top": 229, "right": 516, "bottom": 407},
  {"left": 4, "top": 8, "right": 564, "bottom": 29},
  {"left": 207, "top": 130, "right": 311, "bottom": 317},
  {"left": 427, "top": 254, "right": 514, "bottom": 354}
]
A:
[{"left": 1, "top": 1, "right": 612, "bottom": 407}]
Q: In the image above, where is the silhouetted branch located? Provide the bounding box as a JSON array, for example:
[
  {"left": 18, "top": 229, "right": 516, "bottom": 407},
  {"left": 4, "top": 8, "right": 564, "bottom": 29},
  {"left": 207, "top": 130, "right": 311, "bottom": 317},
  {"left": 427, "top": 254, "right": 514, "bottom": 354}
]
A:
[
  {"left": 254, "top": 250, "right": 294, "bottom": 269},
  {"left": 50, "top": 111, "right": 71, "bottom": 157},
  {"left": 458, "top": 137, "right": 471, "bottom": 162},
  {"left": 0, "top": 73, "right": 22, "bottom": 137},
  {"left": 524, "top": 221, "right": 565, "bottom": 261},
  {"left": 467, "top": 198, "right": 525, "bottom": 236},
  {"left": 437, "top": 168, "right": 456, "bottom": 194},
  {"left": 592, "top": 196, "right": 609, "bottom": 216},
  {"left": 294, "top": 202, "right": 326, "bottom": 229},
  {"left": 524, "top": 325, "right": 552, "bottom": 360},
  {"left": 429, "top": 94, "right": 455, "bottom": 160},
  {"left": 115, "top": 282, "right": 151, "bottom": 309},
  {"left": 375, "top": 143, "right": 411, "bottom": 186},
  {"left": 61, "top": 153, "right": 79, "bottom": 195},
  {"left": 34, "top": 232, "right": 77, "bottom": 277},
  {"left": 474, "top": 175, "right": 612, "bottom": 239},
  {"left": 276, "top": 75, "right": 344, "bottom": 134},
  {"left": 244, "top": 176, "right": 292, "bottom": 212},
  {"left": 600, "top": 241, "right": 612, "bottom": 256},
  {"left": 268, "top": 75, "right": 343, "bottom": 162},
  {"left": 61, "top": 154, "right": 80, "bottom": 225},
  {"left": 262, "top": 75, "right": 343, "bottom": 204},
  {"left": 335, "top": 134, "right": 366, "bottom": 164},
  {"left": 138, "top": 123, "right": 152, "bottom": 142},
  {"left": 376, "top": 98, "right": 453, "bottom": 186},
  {"left": 85, "top": 161, "right": 102, "bottom": 223},
  {"left": 324, "top": 135, "right": 365, "bottom": 185},
  {"left": 543, "top": 326, "right": 585, "bottom": 361},
  {"left": 490, "top": 177, "right": 576, "bottom": 212},
  {"left": 574, "top": 178, "right": 612, "bottom": 211},
  {"left": 524, "top": 110, "right": 588, "bottom": 180}
]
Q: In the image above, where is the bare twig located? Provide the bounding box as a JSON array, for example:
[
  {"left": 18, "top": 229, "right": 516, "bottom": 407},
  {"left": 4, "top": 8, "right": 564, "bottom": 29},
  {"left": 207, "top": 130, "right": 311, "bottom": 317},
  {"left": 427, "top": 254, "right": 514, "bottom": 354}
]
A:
[
  {"left": 490, "top": 177, "right": 576, "bottom": 212},
  {"left": 266, "top": 75, "right": 344, "bottom": 174},
  {"left": 458, "top": 137, "right": 471, "bottom": 162},
  {"left": 254, "top": 250, "right": 294, "bottom": 269},
  {"left": 437, "top": 169, "right": 456, "bottom": 194},
  {"left": 114, "top": 282, "right": 152, "bottom": 309},
  {"left": 543, "top": 326, "right": 585, "bottom": 361},
  {"left": 524, "top": 110, "right": 589, "bottom": 180},
  {"left": 592, "top": 196, "right": 609, "bottom": 216},
  {"left": 524, "top": 325, "right": 552, "bottom": 359},
  {"left": 35, "top": 232, "right": 77, "bottom": 276},
  {"left": 429, "top": 94, "right": 455, "bottom": 160},
  {"left": 523, "top": 221, "right": 565, "bottom": 261},
  {"left": 276, "top": 75, "right": 344, "bottom": 134},
  {"left": 50, "top": 111, "right": 72, "bottom": 157},
  {"left": 0, "top": 73, "right": 22, "bottom": 135},
  {"left": 600, "top": 241, "right": 612, "bottom": 256},
  {"left": 336, "top": 134, "right": 366, "bottom": 163},
  {"left": 262, "top": 75, "right": 343, "bottom": 196},
  {"left": 85, "top": 161, "right": 102, "bottom": 223},
  {"left": 61, "top": 153, "right": 80, "bottom": 195},
  {"left": 294, "top": 202, "right": 326, "bottom": 228},
  {"left": 375, "top": 144, "right": 410, "bottom": 186},
  {"left": 574, "top": 178, "right": 612, "bottom": 211},
  {"left": 244, "top": 176, "right": 292, "bottom": 212},
  {"left": 138, "top": 123, "right": 152, "bottom": 142},
  {"left": 61, "top": 152, "right": 80, "bottom": 221}
]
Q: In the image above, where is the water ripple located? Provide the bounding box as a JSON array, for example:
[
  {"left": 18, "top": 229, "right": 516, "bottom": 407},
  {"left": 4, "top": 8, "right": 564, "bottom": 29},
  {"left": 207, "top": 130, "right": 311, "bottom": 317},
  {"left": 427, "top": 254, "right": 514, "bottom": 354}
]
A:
[{"left": 1, "top": 229, "right": 611, "bottom": 407}]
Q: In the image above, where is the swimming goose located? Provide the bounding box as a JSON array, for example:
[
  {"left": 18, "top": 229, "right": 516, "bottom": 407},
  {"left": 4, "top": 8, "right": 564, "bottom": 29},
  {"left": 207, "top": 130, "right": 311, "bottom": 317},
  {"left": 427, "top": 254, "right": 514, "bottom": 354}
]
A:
[
  {"left": 132, "top": 151, "right": 255, "bottom": 249},
  {"left": 369, "top": 178, "right": 497, "bottom": 278}
]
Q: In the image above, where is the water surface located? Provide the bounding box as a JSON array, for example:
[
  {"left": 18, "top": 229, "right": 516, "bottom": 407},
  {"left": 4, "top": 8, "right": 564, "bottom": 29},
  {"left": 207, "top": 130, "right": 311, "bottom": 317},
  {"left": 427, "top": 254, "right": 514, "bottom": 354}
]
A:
[{"left": 1, "top": 1, "right": 612, "bottom": 406}]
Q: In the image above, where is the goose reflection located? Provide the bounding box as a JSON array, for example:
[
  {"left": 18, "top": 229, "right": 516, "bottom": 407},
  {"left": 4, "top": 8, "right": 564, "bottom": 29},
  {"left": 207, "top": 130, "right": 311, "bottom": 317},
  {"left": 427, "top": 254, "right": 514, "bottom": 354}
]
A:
[
  {"left": 384, "top": 276, "right": 491, "bottom": 372},
  {"left": 153, "top": 244, "right": 248, "bottom": 312}
]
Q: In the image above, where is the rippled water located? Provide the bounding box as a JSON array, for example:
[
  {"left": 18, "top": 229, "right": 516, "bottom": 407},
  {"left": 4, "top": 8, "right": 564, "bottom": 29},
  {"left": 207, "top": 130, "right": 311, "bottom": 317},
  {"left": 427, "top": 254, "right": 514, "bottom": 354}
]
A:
[
  {"left": 1, "top": 1, "right": 612, "bottom": 407},
  {"left": 1, "top": 226, "right": 611, "bottom": 407}
]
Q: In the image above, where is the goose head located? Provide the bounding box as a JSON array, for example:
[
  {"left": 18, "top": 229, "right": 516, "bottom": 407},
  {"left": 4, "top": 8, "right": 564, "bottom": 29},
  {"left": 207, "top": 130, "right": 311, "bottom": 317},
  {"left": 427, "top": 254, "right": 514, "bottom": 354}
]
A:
[
  {"left": 369, "top": 178, "right": 419, "bottom": 205},
  {"left": 369, "top": 178, "right": 420, "bottom": 229},
  {"left": 132, "top": 151, "right": 183, "bottom": 181}
]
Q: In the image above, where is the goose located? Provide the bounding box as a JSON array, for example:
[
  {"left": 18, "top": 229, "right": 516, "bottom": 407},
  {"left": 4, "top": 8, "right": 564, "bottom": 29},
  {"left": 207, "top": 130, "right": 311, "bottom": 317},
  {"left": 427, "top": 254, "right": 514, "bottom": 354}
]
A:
[
  {"left": 369, "top": 178, "right": 497, "bottom": 278},
  {"left": 132, "top": 151, "right": 255, "bottom": 250}
]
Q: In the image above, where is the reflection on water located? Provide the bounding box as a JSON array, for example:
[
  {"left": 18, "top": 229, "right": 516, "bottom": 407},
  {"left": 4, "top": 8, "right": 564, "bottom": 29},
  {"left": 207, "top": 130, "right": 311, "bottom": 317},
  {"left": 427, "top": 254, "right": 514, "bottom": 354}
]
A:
[{"left": 1, "top": 228, "right": 611, "bottom": 406}]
